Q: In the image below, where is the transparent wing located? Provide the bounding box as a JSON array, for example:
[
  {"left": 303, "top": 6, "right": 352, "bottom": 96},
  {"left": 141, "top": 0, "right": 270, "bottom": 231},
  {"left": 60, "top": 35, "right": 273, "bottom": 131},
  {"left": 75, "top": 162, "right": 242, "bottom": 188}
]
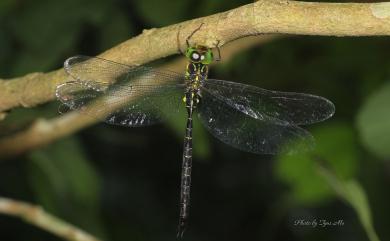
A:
[
  {"left": 201, "top": 79, "right": 335, "bottom": 125},
  {"left": 64, "top": 55, "right": 183, "bottom": 86},
  {"left": 198, "top": 86, "right": 316, "bottom": 155},
  {"left": 56, "top": 56, "right": 185, "bottom": 127}
]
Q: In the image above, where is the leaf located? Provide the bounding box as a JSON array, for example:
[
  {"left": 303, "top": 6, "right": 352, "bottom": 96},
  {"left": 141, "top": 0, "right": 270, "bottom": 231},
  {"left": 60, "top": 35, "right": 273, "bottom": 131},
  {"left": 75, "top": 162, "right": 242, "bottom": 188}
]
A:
[
  {"left": 275, "top": 122, "right": 358, "bottom": 205},
  {"left": 317, "top": 166, "right": 381, "bottom": 241},
  {"left": 276, "top": 121, "right": 380, "bottom": 241},
  {"left": 27, "top": 136, "right": 106, "bottom": 238},
  {"left": 356, "top": 82, "right": 390, "bottom": 159}
]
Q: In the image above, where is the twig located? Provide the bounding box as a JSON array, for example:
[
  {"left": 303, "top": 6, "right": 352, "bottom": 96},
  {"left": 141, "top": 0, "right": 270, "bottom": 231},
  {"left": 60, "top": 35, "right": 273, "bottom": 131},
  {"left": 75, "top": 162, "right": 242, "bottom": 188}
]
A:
[
  {"left": 0, "top": 35, "right": 276, "bottom": 158},
  {"left": 1, "top": 0, "right": 390, "bottom": 112},
  {"left": 0, "top": 197, "right": 101, "bottom": 241}
]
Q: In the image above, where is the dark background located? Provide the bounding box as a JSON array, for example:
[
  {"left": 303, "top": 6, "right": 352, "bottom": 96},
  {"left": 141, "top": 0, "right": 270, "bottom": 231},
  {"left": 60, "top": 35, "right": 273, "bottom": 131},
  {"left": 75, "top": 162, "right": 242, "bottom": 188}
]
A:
[{"left": 0, "top": 0, "right": 389, "bottom": 241}]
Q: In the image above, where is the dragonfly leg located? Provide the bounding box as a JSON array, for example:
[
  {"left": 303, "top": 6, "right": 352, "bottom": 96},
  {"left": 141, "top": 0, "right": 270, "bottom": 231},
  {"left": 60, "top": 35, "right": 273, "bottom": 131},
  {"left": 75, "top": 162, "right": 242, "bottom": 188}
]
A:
[
  {"left": 177, "top": 25, "right": 184, "bottom": 54},
  {"left": 214, "top": 40, "right": 222, "bottom": 62}
]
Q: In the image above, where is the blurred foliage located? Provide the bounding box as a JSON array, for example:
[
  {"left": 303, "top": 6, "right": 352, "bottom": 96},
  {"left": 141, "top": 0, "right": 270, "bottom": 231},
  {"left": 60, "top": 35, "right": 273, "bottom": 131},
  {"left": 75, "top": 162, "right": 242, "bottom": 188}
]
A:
[
  {"left": 318, "top": 167, "right": 380, "bottom": 241},
  {"left": 1, "top": 0, "right": 390, "bottom": 241},
  {"left": 357, "top": 82, "right": 390, "bottom": 159},
  {"left": 0, "top": 0, "right": 133, "bottom": 77},
  {"left": 276, "top": 122, "right": 358, "bottom": 205},
  {"left": 133, "top": 0, "right": 191, "bottom": 26},
  {"left": 164, "top": 107, "right": 211, "bottom": 159},
  {"left": 276, "top": 122, "right": 381, "bottom": 241},
  {"left": 28, "top": 137, "right": 106, "bottom": 238}
]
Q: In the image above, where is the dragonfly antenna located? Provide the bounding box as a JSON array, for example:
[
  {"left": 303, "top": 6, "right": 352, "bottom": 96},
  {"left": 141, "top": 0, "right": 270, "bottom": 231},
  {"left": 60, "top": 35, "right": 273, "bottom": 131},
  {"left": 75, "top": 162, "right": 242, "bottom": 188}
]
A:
[{"left": 177, "top": 23, "right": 205, "bottom": 54}]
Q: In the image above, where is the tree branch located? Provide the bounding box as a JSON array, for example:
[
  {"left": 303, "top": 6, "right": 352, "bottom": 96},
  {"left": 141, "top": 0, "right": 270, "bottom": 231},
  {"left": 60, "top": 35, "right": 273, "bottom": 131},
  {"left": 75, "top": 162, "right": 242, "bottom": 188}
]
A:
[
  {"left": 0, "top": 36, "right": 276, "bottom": 158},
  {"left": 0, "top": 0, "right": 390, "bottom": 112},
  {"left": 0, "top": 197, "right": 101, "bottom": 241}
]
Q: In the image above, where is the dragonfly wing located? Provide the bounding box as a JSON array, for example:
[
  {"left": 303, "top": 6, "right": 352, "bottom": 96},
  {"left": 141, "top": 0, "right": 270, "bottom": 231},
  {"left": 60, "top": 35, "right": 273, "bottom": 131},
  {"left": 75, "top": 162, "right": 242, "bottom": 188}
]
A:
[
  {"left": 57, "top": 56, "right": 185, "bottom": 127},
  {"left": 202, "top": 79, "right": 335, "bottom": 125},
  {"left": 64, "top": 55, "right": 183, "bottom": 86},
  {"left": 198, "top": 86, "right": 315, "bottom": 154}
]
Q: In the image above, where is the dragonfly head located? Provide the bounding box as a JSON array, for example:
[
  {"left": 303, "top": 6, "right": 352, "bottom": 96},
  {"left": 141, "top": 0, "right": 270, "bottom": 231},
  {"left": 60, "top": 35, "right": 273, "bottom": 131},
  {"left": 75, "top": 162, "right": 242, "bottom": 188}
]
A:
[{"left": 185, "top": 45, "right": 213, "bottom": 65}]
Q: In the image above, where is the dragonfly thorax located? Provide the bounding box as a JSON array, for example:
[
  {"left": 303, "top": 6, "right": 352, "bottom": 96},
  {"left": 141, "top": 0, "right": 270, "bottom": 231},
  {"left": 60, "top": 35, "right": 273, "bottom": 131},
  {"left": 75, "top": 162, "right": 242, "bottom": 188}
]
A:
[
  {"left": 184, "top": 45, "right": 212, "bottom": 92},
  {"left": 185, "top": 62, "right": 208, "bottom": 91}
]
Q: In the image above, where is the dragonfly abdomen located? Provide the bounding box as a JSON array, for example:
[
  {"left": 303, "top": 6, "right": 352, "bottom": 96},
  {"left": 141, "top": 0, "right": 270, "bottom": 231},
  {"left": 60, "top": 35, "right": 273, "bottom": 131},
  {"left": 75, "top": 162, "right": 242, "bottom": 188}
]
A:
[{"left": 177, "top": 90, "right": 196, "bottom": 237}]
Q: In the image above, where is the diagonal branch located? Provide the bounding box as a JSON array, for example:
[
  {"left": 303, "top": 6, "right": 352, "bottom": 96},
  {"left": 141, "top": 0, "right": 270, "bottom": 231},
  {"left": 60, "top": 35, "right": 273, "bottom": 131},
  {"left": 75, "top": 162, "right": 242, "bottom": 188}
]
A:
[
  {"left": 0, "top": 36, "right": 275, "bottom": 158},
  {"left": 0, "top": 197, "right": 101, "bottom": 241},
  {"left": 0, "top": 0, "right": 390, "bottom": 112}
]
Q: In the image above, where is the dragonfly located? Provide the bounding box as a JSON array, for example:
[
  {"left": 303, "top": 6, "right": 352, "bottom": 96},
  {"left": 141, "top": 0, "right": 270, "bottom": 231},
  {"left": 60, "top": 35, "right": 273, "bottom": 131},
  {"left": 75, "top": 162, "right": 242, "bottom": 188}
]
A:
[{"left": 56, "top": 29, "right": 335, "bottom": 237}]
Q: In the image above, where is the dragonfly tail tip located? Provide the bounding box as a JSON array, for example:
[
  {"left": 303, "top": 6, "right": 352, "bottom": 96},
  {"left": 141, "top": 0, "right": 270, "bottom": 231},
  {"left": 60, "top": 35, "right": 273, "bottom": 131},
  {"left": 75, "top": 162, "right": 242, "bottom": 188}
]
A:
[{"left": 176, "top": 221, "right": 187, "bottom": 238}]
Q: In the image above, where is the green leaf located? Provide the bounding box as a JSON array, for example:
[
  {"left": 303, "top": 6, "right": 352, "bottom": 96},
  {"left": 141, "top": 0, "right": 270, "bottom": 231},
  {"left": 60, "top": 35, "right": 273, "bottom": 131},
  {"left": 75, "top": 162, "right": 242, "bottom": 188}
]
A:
[
  {"left": 275, "top": 122, "right": 358, "bottom": 205},
  {"left": 356, "top": 82, "right": 390, "bottom": 159},
  {"left": 27, "top": 136, "right": 106, "bottom": 238},
  {"left": 276, "top": 121, "right": 380, "bottom": 241},
  {"left": 317, "top": 167, "right": 381, "bottom": 241}
]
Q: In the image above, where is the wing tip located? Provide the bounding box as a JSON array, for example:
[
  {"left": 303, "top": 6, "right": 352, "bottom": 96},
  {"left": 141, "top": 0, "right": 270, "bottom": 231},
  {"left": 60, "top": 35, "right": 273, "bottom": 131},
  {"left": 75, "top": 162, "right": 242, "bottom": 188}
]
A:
[
  {"left": 64, "top": 55, "right": 93, "bottom": 77},
  {"left": 64, "top": 55, "right": 87, "bottom": 68},
  {"left": 55, "top": 81, "right": 80, "bottom": 102},
  {"left": 320, "top": 97, "right": 336, "bottom": 122}
]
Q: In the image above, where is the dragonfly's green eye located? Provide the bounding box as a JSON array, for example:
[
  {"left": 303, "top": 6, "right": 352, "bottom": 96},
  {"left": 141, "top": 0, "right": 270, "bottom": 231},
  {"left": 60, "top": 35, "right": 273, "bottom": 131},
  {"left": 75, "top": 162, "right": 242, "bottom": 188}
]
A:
[
  {"left": 185, "top": 47, "right": 199, "bottom": 61},
  {"left": 185, "top": 46, "right": 213, "bottom": 64},
  {"left": 200, "top": 50, "right": 213, "bottom": 65}
]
